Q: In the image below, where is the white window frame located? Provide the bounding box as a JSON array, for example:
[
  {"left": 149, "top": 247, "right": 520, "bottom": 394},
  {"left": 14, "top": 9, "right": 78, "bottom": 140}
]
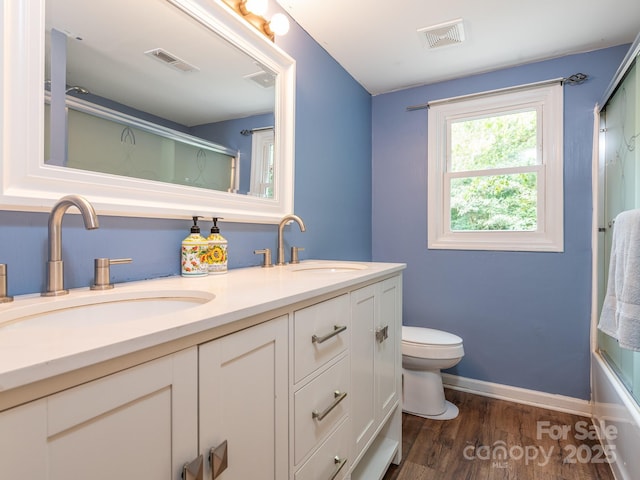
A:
[
  {"left": 249, "top": 128, "right": 275, "bottom": 197},
  {"left": 427, "top": 82, "right": 564, "bottom": 252}
]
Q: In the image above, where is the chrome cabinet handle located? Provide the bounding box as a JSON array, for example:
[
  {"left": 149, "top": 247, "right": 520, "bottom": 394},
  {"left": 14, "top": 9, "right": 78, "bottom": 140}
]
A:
[
  {"left": 182, "top": 454, "right": 203, "bottom": 480},
  {"left": 209, "top": 440, "right": 228, "bottom": 480},
  {"left": 312, "top": 325, "right": 347, "bottom": 344},
  {"left": 312, "top": 390, "right": 347, "bottom": 421},
  {"left": 329, "top": 456, "right": 347, "bottom": 480},
  {"left": 375, "top": 325, "right": 389, "bottom": 343}
]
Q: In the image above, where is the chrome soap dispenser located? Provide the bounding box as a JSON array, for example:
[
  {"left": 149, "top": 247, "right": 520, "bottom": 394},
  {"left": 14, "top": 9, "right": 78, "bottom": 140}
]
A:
[{"left": 181, "top": 216, "right": 208, "bottom": 277}]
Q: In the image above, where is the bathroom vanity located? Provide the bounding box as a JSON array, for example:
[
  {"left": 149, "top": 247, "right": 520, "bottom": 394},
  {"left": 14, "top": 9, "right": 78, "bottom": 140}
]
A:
[{"left": 0, "top": 260, "right": 404, "bottom": 480}]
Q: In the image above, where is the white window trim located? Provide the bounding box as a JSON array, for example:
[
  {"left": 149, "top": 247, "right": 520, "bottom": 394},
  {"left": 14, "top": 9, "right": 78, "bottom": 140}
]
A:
[
  {"left": 427, "top": 82, "right": 564, "bottom": 252},
  {"left": 249, "top": 128, "right": 274, "bottom": 197}
]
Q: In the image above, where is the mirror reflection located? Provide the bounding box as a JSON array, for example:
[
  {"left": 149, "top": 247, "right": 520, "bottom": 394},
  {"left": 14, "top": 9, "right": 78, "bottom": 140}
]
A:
[{"left": 45, "top": 0, "right": 276, "bottom": 197}]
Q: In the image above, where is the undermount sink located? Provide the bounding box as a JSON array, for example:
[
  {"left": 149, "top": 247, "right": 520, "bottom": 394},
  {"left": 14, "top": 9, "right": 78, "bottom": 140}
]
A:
[
  {"left": 289, "top": 262, "right": 368, "bottom": 273},
  {"left": 0, "top": 289, "right": 215, "bottom": 329}
]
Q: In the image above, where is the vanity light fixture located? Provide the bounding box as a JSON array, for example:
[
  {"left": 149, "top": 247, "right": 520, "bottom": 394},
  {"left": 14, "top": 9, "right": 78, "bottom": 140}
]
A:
[
  {"left": 245, "top": 0, "right": 268, "bottom": 15},
  {"left": 221, "top": 0, "right": 290, "bottom": 41}
]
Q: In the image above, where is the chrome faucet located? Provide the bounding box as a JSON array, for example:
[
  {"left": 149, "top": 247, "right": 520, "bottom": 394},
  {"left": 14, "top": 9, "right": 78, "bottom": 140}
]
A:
[
  {"left": 277, "top": 214, "right": 306, "bottom": 266},
  {"left": 43, "top": 195, "right": 99, "bottom": 296}
]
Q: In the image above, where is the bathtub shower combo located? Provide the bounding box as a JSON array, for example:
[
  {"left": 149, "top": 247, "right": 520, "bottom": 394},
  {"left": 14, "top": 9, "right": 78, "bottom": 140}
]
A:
[{"left": 594, "top": 33, "right": 640, "bottom": 480}]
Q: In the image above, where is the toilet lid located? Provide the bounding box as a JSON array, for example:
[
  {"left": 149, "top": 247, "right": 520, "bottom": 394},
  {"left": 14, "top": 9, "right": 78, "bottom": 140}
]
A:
[{"left": 402, "top": 326, "right": 462, "bottom": 346}]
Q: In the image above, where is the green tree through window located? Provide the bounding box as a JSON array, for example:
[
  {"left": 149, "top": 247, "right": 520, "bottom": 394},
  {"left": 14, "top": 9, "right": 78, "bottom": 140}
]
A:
[{"left": 449, "top": 111, "right": 538, "bottom": 231}]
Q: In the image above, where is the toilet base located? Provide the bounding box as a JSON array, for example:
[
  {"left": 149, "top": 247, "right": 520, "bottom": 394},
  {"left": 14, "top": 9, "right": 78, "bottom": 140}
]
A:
[
  {"left": 402, "top": 368, "right": 460, "bottom": 420},
  {"left": 404, "top": 400, "right": 459, "bottom": 420}
]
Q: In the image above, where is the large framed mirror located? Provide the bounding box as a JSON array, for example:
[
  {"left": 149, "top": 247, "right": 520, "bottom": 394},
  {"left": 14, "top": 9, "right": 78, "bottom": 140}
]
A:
[{"left": 0, "top": 0, "right": 295, "bottom": 223}]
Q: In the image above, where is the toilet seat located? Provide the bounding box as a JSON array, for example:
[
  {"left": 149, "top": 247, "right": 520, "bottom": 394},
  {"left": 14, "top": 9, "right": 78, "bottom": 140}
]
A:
[{"left": 402, "top": 326, "right": 464, "bottom": 359}]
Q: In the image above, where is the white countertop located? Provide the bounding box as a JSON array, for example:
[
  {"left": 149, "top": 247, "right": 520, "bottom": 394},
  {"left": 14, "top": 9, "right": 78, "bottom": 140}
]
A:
[{"left": 0, "top": 260, "right": 404, "bottom": 394}]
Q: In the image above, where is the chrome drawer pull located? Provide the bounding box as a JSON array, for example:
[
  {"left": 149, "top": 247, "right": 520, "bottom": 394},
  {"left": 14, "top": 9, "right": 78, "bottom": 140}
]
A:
[
  {"left": 329, "top": 456, "right": 347, "bottom": 480},
  {"left": 375, "top": 325, "right": 389, "bottom": 343},
  {"left": 312, "top": 325, "right": 347, "bottom": 344},
  {"left": 312, "top": 390, "right": 347, "bottom": 421}
]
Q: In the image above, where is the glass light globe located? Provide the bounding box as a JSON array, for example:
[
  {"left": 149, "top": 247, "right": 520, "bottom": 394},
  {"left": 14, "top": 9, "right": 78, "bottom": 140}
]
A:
[
  {"left": 245, "top": 0, "right": 268, "bottom": 16},
  {"left": 269, "top": 13, "right": 290, "bottom": 36}
]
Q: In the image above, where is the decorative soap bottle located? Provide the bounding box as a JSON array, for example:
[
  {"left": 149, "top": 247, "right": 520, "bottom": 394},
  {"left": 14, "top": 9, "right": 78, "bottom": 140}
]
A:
[
  {"left": 181, "top": 216, "right": 208, "bottom": 277},
  {"left": 206, "top": 217, "right": 228, "bottom": 274}
]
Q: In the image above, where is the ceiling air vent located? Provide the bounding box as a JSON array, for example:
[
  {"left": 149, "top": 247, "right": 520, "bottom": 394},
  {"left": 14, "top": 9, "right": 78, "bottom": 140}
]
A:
[
  {"left": 244, "top": 70, "right": 276, "bottom": 88},
  {"left": 418, "top": 19, "right": 465, "bottom": 49},
  {"left": 145, "top": 48, "right": 199, "bottom": 73}
]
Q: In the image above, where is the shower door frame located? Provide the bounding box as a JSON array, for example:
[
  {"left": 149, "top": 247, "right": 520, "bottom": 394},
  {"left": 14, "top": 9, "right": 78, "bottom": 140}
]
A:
[{"left": 591, "top": 32, "right": 640, "bottom": 480}]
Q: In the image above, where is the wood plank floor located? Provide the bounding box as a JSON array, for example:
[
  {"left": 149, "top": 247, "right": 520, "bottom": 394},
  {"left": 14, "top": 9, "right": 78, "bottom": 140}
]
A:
[{"left": 383, "top": 389, "right": 615, "bottom": 480}]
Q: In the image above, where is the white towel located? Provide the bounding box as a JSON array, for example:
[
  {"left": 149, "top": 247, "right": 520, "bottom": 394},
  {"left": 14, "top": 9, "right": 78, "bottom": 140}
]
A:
[{"left": 598, "top": 209, "right": 640, "bottom": 351}]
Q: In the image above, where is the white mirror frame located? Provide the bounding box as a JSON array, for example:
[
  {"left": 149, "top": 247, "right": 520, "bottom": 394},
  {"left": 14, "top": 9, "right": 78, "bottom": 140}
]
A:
[{"left": 0, "top": 0, "right": 295, "bottom": 223}]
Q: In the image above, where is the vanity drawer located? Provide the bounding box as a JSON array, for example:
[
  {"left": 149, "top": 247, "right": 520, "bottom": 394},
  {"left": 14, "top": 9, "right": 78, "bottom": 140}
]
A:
[
  {"left": 294, "top": 294, "right": 350, "bottom": 383},
  {"left": 294, "top": 355, "right": 350, "bottom": 465},
  {"left": 295, "top": 417, "right": 351, "bottom": 480}
]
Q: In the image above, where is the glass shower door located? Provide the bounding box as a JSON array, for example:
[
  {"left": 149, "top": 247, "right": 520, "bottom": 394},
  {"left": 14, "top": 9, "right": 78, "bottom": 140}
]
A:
[{"left": 598, "top": 56, "right": 640, "bottom": 403}]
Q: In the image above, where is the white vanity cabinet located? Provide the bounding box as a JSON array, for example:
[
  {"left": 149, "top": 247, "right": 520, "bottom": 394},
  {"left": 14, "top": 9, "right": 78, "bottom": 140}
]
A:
[
  {"left": 0, "top": 263, "right": 405, "bottom": 480},
  {"left": 0, "top": 348, "right": 199, "bottom": 480},
  {"left": 0, "top": 317, "right": 288, "bottom": 480},
  {"left": 199, "top": 315, "right": 288, "bottom": 480},
  {"left": 291, "top": 274, "right": 403, "bottom": 480}
]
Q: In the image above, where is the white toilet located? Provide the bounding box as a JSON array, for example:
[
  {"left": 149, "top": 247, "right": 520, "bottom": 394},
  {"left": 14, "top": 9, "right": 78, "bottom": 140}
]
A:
[{"left": 402, "top": 326, "right": 464, "bottom": 420}]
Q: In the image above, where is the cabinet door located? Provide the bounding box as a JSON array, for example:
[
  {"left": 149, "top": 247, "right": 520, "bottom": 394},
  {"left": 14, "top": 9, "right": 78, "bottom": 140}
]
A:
[
  {"left": 350, "top": 283, "right": 377, "bottom": 459},
  {"left": 350, "top": 276, "right": 402, "bottom": 461},
  {"left": 376, "top": 275, "right": 401, "bottom": 422},
  {"left": 199, "top": 315, "right": 288, "bottom": 480},
  {"left": 0, "top": 397, "right": 47, "bottom": 478},
  {"left": 0, "top": 348, "right": 198, "bottom": 480}
]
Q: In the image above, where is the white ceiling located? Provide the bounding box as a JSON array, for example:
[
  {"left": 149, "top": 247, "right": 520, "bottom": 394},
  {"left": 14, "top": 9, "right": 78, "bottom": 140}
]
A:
[
  {"left": 48, "top": 0, "right": 276, "bottom": 126},
  {"left": 278, "top": 0, "right": 640, "bottom": 95}
]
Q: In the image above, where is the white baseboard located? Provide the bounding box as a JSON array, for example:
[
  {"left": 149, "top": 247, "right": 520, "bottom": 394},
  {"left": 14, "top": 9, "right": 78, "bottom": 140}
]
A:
[{"left": 442, "top": 373, "right": 592, "bottom": 417}]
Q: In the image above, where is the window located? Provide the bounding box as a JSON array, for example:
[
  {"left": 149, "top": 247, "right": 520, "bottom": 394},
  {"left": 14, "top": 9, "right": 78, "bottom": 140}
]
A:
[
  {"left": 249, "top": 128, "right": 275, "bottom": 198},
  {"left": 427, "top": 83, "right": 563, "bottom": 251}
]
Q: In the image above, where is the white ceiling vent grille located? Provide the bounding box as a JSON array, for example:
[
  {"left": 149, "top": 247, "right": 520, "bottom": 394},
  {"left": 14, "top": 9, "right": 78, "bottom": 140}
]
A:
[
  {"left": 418, "top": 19, "right": 465, "bottom": 49},
  {"left": 144, "top": 48, "right": 199, "bottom": 73},
  {"left": 244, "top": 70, "right": 276, "bottom": 88}
]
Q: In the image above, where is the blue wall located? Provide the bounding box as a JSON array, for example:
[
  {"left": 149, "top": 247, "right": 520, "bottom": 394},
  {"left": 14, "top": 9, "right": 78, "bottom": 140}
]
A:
[
  {"left": 0, "top": 17, "right": 373, "bottom": 296},
  {"left": 371, "top": 45, "right": 629, "bottom": 399}
]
